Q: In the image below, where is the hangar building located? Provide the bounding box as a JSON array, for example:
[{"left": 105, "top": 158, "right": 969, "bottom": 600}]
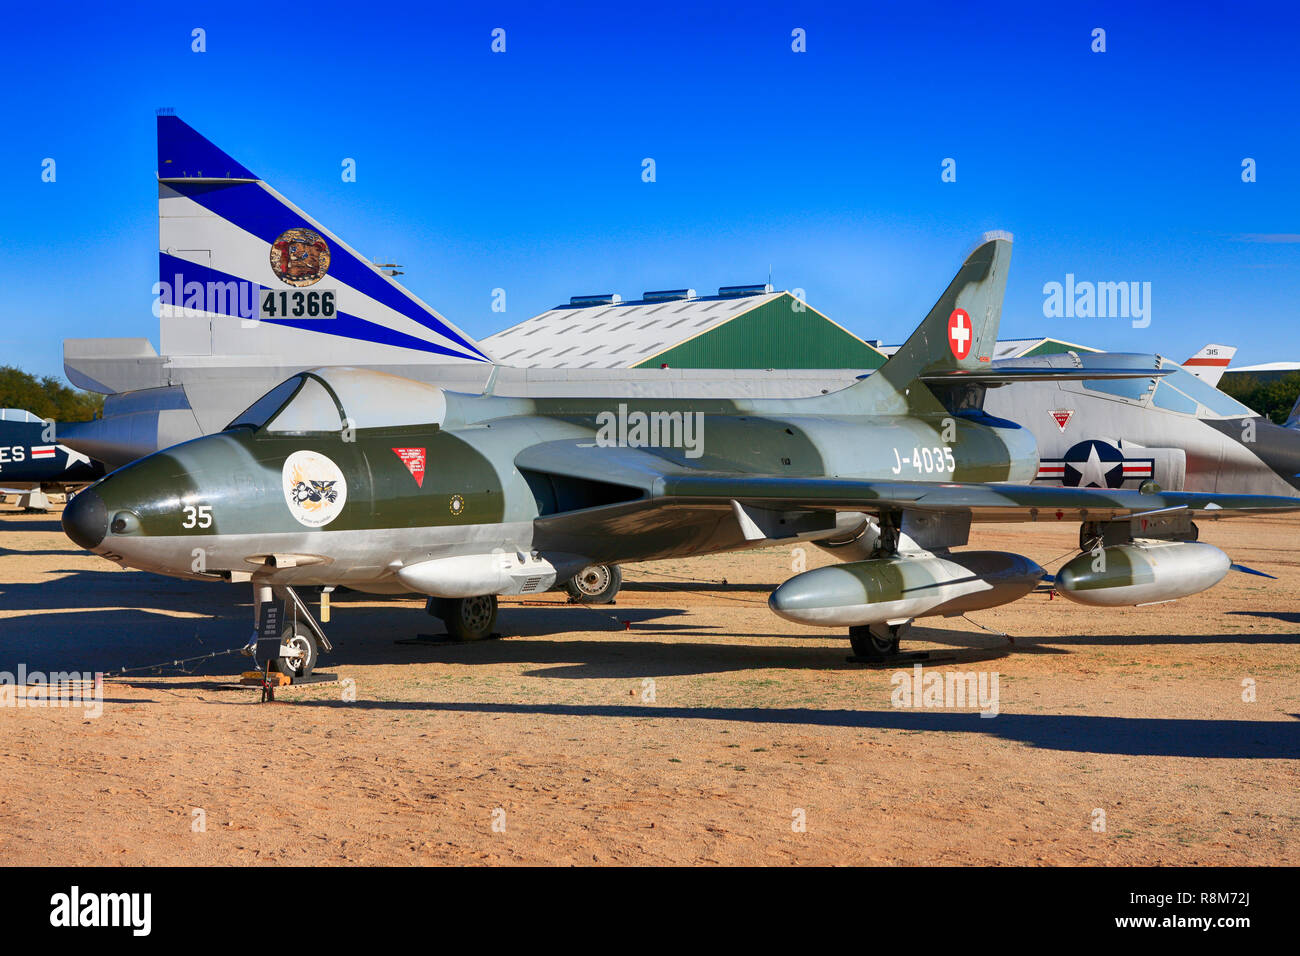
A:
[{"left": 483, "top": 286, "right": 889, "bottom": 370}]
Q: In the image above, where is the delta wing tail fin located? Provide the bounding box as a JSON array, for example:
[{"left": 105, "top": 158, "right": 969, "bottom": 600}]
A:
[{"left": 155, "top": 113, "right": 491, "bottom": 366}]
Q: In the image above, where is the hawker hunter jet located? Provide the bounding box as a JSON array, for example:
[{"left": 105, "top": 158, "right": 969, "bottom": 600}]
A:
[{"left": 62, "top": 235, "right": 1300, "bottom": 675}]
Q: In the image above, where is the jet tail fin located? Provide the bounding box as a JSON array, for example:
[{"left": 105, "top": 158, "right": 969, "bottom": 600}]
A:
[
  {"left": 834, "top": 233, "right": 1012, "bottom": 415},
  {"left": 0, "top": 409, "right": 103, "bottom": 488},
  {"left": 1286, "top": 394, "right": 1300, "bottom": 431},
  {"left": 1182, "top": 343, "right": 1236, "bottom": 387},
  {"left": 155, "top": 114, "right": 491, "bottom": 366}
]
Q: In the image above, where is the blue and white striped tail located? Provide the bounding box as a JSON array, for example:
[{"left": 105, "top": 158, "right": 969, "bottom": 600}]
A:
[{"left": 156, "top": 115, "right": 490, "bottom": 365}]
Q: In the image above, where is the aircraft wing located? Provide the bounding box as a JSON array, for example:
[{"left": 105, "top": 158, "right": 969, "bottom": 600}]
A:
[
  {"left": 519, "top": 436, "right": 1300, "bottom": 520},
  {"left": 651, "top": 475, "right": 1300, "bottom": 521},
  {"left": 528, "top": 446, "right": 1300, "bottom": 563},
  {"left": 919, "top": 366, "right": 1171, "bottom": 386}
]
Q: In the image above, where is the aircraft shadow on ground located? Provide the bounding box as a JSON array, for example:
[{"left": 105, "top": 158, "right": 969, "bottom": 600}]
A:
[
  {"left": 1017, "top": 631, "right": 1300, "bottom": 646},
  {"left": 3, "top": 568, "right": 1293, "bottom": 678},
  {"left": 293, "top": 699, "right": 1300, "bottom": 759},
  {"left": 0, "top": 516, "right": 64, "bottom": 534},
  {"left": 1225, "top": 610, "right": 1300, "bottom": 626},
  {"left": 620, "top": 581, "right": 772, "bottom": 594},
  {"left": 0, "top": 547, "right": 87, "bottom": 558},
  {"left": 0, "top": 569, "right": 247, "bottom": 674},
  {"left": 321, "top": 608, "right": 1041, "bottom": 674}
]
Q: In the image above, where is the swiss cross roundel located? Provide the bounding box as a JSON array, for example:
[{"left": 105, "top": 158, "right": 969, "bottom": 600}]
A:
[{"left": 947, "top": 308, "right": 972, "bottom": 360}]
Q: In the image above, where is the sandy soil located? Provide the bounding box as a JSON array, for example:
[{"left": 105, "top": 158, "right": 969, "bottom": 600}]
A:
[{"left": 0, "top": 502, "right": 1296, "bottom": 865}]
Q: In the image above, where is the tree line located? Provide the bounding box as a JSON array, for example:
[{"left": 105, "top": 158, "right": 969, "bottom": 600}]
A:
[
  {"left": 0, "top": 366, "right": 104, "bottom": 422},
  {"left": 1220, "top": 372, "right": 1300, "bottom": 426}
]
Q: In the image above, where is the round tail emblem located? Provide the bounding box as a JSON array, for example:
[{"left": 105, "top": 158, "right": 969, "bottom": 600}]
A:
[{"left": 270, "top": 228, "right": 331, "bottom": 287}]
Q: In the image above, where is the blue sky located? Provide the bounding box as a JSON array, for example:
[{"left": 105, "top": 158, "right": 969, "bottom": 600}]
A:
[{"left": 1, "top": 1, "right": 1297, "bottom": 380}]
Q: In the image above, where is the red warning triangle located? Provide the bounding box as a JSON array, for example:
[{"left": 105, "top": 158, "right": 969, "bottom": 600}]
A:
[
  {"left": 392, "top": 447, "right": 426, "bottom": 488},
  {"left": 1049, "top": 410, "right": 1073, "bottom": 432}
]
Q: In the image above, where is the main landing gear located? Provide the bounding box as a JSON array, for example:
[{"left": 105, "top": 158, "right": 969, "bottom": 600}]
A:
[
  {"left": 844, "top": 511, "right": 915, "bottom": 662},
  {"left": 426, "top": 594, "right": 499, "bottom": 641},
  {"left": 564, "top": 563, "right": 622, "bottom": 604},
  {"left": 848, "top": 620, "right": 913, "bottom": 662}
]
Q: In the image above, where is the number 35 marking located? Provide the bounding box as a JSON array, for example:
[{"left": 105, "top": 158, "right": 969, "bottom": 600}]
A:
[{"left": 182, "top": 504, "right": 212, "bottom": 529}]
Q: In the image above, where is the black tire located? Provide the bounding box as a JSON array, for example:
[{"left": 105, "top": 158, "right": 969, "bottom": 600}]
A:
[
  {"left": 1079, "top": 522, "right": 1103, "bottom": 552},
  {"left": 440, "top": 595, "right": 498, "bottom": 641},
  {"left": 270, "top": 622, "right": 318, "bottom": 677},
  {"left": 848, "top": 623, "right": 900, "bottom": 660},
  {"left": 564, "top": 564, "right": 622, "bottom": 604}
]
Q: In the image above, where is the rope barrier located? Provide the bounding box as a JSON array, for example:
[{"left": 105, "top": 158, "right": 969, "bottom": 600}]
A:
[{"left": 101, "top": 646, "right": 247, "bottom": 678}]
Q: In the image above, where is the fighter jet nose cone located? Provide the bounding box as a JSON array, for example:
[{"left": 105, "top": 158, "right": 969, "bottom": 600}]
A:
[{"left": 62, "top": 489, "right": 107, "bottom": 550}]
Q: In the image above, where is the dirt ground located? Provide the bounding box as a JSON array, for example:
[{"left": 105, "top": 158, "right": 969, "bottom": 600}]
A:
[{"left": 0, "top": 501, "right": 1296, "bottom": 865}]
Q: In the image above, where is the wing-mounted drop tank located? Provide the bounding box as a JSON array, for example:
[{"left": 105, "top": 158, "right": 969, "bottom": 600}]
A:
[
  {"left": 769, "top": 550, "right": 1044, "bottom": 628},
  {"left": 1055, "top": 540, "right": 1229, "bottom": 606},
  {"left": 396, "top": 551, "right": 561, "bottom": 598}
]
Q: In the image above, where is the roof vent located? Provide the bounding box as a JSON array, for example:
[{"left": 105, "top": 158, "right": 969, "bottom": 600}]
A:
[
  {"left": 569, "top": 293, "right": 622, "bottom": 308},
  {"left": 642, "top": 288, "right": 696, "bottom": 303},
  {"left": 717, "top": 283, "right": 773, "bottom": 298}
]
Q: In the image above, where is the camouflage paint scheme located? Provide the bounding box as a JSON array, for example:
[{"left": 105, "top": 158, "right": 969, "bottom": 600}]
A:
[{"left": 62, "top": 236, "right": 1300, "bottom": 617}]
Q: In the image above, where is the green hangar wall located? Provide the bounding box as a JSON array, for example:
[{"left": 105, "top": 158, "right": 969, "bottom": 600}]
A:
[{"left": 635, "top": 294, "right": 887, "bottom": 370}]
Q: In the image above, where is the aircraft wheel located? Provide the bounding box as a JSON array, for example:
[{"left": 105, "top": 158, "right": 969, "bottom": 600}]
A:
[
  {"left": 848, "top": 622, "right": 903, "bottom": 659},
  {"left": 270, "top": 622, "right": 317, "bottom": 677},
  {"left": 565, "top": 564, "right": 622, "bottom": 604},
  {"left": 440, "top": 595, "right": 498, "bottom": 641}
]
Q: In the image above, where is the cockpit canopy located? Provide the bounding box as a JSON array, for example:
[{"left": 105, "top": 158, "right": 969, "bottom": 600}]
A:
[
  {"left": 1010, "top": 352, "right": 1255, "bottom": 419},
  {"left": 227, "top": 367, "right": 448, "bottom": 434}
]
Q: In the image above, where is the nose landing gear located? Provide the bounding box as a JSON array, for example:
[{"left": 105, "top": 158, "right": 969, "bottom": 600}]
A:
[
  {"left": 249, "top": 583, "right": 333, "bottom": 678},
  {"left": 271, "top": 620, "right": 319, "bottom": 678}
]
